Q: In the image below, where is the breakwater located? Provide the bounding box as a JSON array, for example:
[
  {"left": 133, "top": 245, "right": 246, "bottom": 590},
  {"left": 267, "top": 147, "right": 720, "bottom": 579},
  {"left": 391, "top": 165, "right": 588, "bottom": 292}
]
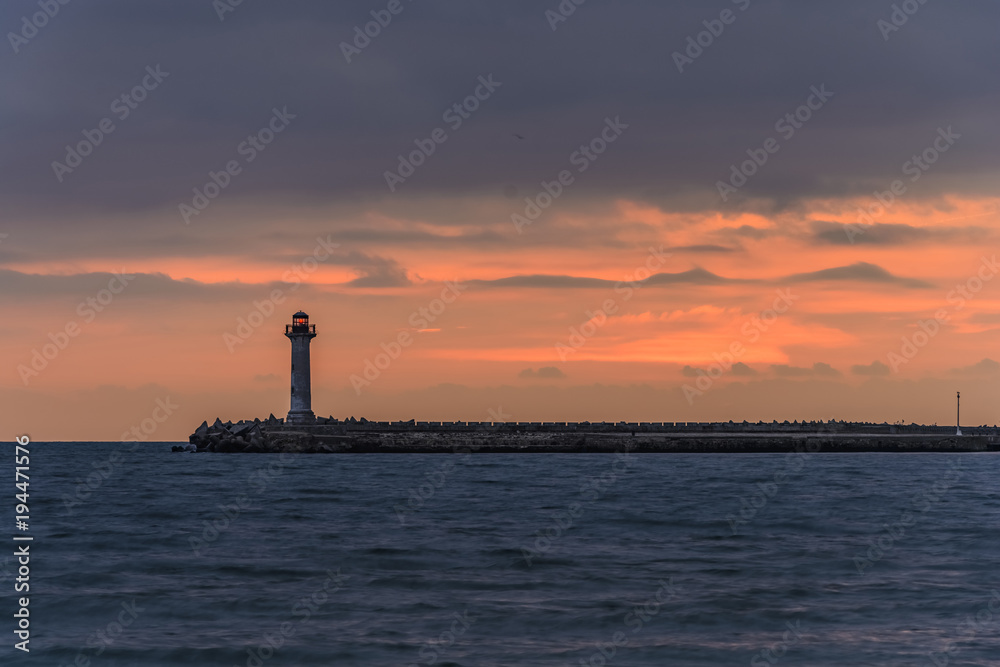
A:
[{"left": 183, "top": 416, "right": 1000, "bottom": 453}]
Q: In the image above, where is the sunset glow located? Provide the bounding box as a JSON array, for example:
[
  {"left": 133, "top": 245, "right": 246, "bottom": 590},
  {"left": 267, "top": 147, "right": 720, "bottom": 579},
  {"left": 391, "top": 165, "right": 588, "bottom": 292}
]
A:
[{"left": 4, "top": 2, "right": 1000, "bottom": 439}]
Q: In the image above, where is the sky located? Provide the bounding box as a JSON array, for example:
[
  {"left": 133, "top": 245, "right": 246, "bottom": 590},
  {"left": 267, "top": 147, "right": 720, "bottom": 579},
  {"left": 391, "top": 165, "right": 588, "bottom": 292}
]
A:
[{"left": 3, "top": 0, "right": 1000, "bottom": 440}]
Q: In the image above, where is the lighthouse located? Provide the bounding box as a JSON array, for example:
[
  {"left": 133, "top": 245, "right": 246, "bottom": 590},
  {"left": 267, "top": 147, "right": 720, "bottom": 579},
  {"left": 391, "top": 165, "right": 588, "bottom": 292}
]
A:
[{"left": 285, "top": 311, "right": 317, "bottom": 425}]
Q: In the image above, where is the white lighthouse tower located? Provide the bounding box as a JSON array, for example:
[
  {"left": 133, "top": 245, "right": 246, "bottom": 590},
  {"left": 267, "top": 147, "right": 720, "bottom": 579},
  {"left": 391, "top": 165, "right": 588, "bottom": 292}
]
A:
[{"left": 285, "top": 311, "right": 317, "bottom": 425}]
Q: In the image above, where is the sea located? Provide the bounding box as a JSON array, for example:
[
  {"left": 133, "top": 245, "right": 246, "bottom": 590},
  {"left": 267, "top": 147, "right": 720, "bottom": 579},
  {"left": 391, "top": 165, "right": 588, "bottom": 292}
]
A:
[{"left": 2, "top": 442, "right": 999, "bottom": 666}]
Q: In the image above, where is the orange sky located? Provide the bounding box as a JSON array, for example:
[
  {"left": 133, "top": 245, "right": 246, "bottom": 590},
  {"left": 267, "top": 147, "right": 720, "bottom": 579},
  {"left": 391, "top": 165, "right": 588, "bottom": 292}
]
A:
[{"left": 5, "top": 193, "right": 1000, "bottom": 440}]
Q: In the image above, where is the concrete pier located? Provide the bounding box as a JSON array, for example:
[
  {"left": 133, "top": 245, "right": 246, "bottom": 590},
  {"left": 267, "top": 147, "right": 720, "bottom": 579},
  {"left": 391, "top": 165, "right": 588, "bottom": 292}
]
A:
[{"left": 186, "top": 417, "right": 1000, "bottom": 453}]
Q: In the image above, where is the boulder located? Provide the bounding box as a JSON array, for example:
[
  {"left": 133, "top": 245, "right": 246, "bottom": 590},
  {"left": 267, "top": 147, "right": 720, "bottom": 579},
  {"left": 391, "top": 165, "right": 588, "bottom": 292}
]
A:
[
  {"left": 231, "top": 421, "right": 254, "bottom": 437},
  {"left": 216, "top": 438, "right": 241, "bottom": 453}
]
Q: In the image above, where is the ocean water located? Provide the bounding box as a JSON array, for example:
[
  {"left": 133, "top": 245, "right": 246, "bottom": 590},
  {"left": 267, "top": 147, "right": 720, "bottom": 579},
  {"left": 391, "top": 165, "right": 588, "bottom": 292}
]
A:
[{"left": 2, "top": 442, "right": 999, "bottom": 666}]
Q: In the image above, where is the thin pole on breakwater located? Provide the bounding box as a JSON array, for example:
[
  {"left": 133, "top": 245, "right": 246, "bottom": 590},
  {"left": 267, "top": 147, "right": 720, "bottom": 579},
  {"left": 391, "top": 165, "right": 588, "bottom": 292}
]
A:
[{"left": 956, "top": 391, "right": 962, "bottom": 436}]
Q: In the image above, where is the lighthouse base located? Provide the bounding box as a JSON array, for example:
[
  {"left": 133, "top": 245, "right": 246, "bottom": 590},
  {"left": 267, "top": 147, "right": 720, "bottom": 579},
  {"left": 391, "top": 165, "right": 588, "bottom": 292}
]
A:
[{"left": 286, "top": 410, "right": 316, "bottom": 426}]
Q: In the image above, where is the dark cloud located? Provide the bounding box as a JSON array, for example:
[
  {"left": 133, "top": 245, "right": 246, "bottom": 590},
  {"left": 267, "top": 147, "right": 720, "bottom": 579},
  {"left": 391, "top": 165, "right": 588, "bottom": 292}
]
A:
[
  {"left": 334, "top": 228, "right": 510, "bottom": 247},
  {"left": 0, "top": 268, "right": 336, "bottom": 305},
  {"left": 684, "top": 362, "right": 758, "bottom": 378},
  {"left": 0, "top": 248, "right": 416, "bottom": 299},
  {"left": 669, "top": 244, "right": 740, "bottom": 253},
  {"left": 0, "top": 260, "right": 931, "bottom": 307},
  {"left": 951, "top": 358, "right": 1000, "bottom": 375},
  {"left": 772, "top": 362, "right": 841, "bottom": 377},
  {"left": 728, "top": 225, "right": 775, "bottom": 240},
  {"left": 474, "top": 263, "right": 930, "bottom": 290},
  {"left": 471, "top": 274, "right": 618, "bottom": 289},
  {"left": 968, "top": 313, "right": 1000, "bottom": 325},
  {"left": 784, "top": 262, "right": 933, "bottom": 288},
  {"left": 519, "top": 366, "right": 567, "bottom": 380},
  {"left": 772, "top": 364, "right": 812, "bottom": 377},
  {"left": 852, "top": 361, "right": 890, "bottom": 376},
  {"left": 812, "top": 362, "right": 841, "bottom": 377},
  {"left": 344, "top": 257, "right": 411, "bottom": 288},
  {"left": 644, "top": 268, "right": 748, "bottom": 286},
  {"left": 0, "top": 268, "right": 219, "bottom": 301},
  {"left": 810, "top": 221, "right": 990, "bottom": 246},
  {"left": 4, "top": 0, "right": 1000, "bottom": 228},
  {"left": 471, "top": 267, "right": 748, "bottom": 289}
]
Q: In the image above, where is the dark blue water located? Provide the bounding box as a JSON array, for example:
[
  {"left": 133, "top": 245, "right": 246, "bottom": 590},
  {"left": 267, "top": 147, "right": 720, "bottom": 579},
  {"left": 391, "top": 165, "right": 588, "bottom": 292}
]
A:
[{"left": 1, "top": 443, "right": 999, "bottom": 666}]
